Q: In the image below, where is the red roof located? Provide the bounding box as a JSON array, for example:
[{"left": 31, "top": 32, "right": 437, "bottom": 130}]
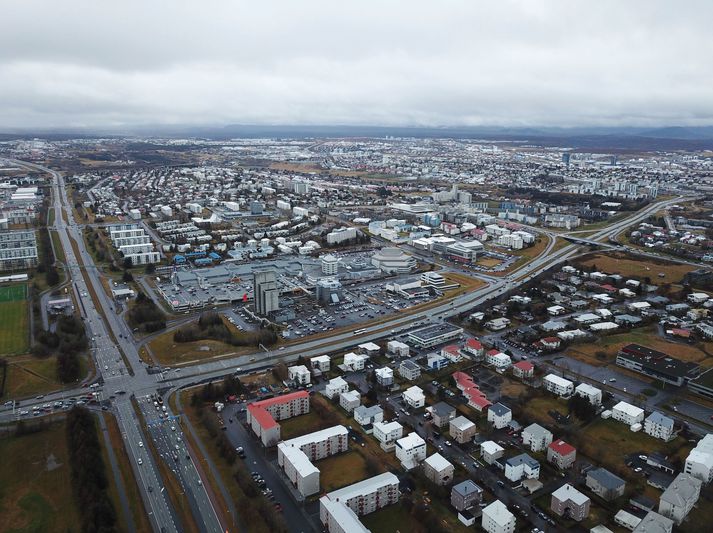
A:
[
  {"left": 513, "top": 361, "right": 534, "bottom": 372},
  {"left": 548, "top": 439, "right": 576, "bottom": 456},
  {"left": 487, "top": 349, "right": 500, "bottom": 356},
  {"left": 600, "top": 284, "right": 617, "bottom": 292},
  {"left": 247, "top": 404, "right": 278, "bottom": 430},
  {"left": 443, "top": 344, "right": 461, "bottom": 354},
  {"left": 466, "top": 338, "right": 483, "bottom": 349},
  {"left": 251, "top": 390, "right": 308, "bottom": 409},
  {"left": 541, "top": 337, "right": 560, "bottom": 344},
  {"left": 469, "top": 395, "right": 492, "bottom": 409}
]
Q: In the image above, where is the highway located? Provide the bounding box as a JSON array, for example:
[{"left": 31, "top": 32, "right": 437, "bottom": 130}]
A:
[{"left": 0, "top": 156, "right": 697, "bottom": 532}]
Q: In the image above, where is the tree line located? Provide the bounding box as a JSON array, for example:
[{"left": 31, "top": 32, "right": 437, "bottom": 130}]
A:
[
  {"left": 33, "top": 315, "right": 87, "bottom": 382},
  {"left": 127, "top": 291, "right": 166, "bottom": 333},
  {"left": 174, "top": 311, "right": 277, "bottom": 347},
  {"left": 66, "top": 407, "right": 118, "bottom": 533}
]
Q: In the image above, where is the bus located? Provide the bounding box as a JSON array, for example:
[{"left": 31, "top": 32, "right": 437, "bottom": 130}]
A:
[{"left": 353, "top": 328, "right": 366, "bottom": 335}]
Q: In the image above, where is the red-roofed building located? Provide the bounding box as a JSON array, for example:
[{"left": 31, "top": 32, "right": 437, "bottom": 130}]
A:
[
  {"left": 441, "top": 344, "right": 464, "bottom": 362},
  {"left": 452, "top": 371, "right": 492, "bottom": 412},
  {"left": 463, "top": 338, "right": 484, "bottom": 360},
  {"left": 247, "top": 391, "right": 310, "bottom": 446},
  {"left": 540, "top": 337, "right": 561, "bottom": 351},
  {"left": 513, "top": 360, "right": 535, "bottom": 379},
  {"left": 547, "top": 440, "right": 577, "bottom": 469}
]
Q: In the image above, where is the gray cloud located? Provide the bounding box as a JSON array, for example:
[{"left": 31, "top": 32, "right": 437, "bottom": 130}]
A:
[{"left": 1, "top": 0, "right": 712, "bottom": 129}]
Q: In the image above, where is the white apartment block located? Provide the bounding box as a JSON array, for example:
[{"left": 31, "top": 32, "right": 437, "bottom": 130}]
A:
[
  {"left": 522, "top": 424, "right": 554, "bottom": 452},
  {"left": 685, "top": 434, "right": 713, "bottom": 483},
  {"left": 658, "top": 473, "right": 701, "bottom": 525},
  {"left": 325, "top": 377, "right": 349, "bottom": 399},
  {"left": 277, "top": 443, "right": 320, "bottom": 497},
  {"left": 387, "top": 340, "right": 410, "bottom": 358},
  {"left": 574, "top": 383, "right": 602, "bottom": 406},
  {"left": 339, "top": 390, "right": 361, "bottom": 413},
  {"left": 395, "top": 432, "right": 426, "bottom": 470},
  {"left": 644, "top": 411, "right": 675, "bottom": 441},
  {"left": 288, "top": 365, "right": 311, "bottom": 385},
  {"left": 319, "top": 473, "right": 400, "bottom": 533},
  {"left": 375, "top": 367, "right": 394, "bottom": 387},
  {"left": 403, "top": 386, "right": 425, "bottom": 408},
  {"left": 487, "top": 403, "right": 512, "bottom": 430},
  {"left": 310, "top": 355, "right": 331, "bottom": 372},
  {"left": 543, "top": 374, "right": 574, "bottom": 397},
  {"left": 482, "top": 500, "right": 516, "bottom": 533},
  {"left": 611, "top": 401, "right": 645, "bottom": 426},
  {"left": 353, "top": 405, "right": 383, "bottom": 430},
  {"left": 0, "top": 230, "right": 38, "bottom": 271},
  {"left": 344, "top": 352, "right": 369, "bottom": 371},
  {"left": 373, "top": 420, "right": 403, "bottom": 451}
]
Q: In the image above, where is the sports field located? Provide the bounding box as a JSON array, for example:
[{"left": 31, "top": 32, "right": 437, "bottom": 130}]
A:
[{"left": 0, "top": 284, "right": 29, "bottom": 355}]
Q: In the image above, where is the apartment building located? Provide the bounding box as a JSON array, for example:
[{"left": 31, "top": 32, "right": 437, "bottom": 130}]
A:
[
  {"left": 0, "top": 230, "right": 38, "bottom": 271},
  {"left": 398, "top": 360, "right": 421, "bottom": 381},
  {"left": 487, "top": 403, "right": 512, "bottom": 429},
  {"left": 685, "top": 434, "right": 713, "bottom": 483},
  {"left": 403, "top": 385, "right": 425, "bottom": 408},
  {"left": 451, "top": 480, "right": 482, "bottom": 511},
  {"left": 319, "top": 473, "right": 400, "bottom": 533},
  {"left": 547, "top": 440, "right": 577, "bottom": 469},
  {"left": 543, "top": 374, "right": 574, "bottom": 397},
  {"left": 658, "top": 473, "right": 702, "bottom": 525},
  {"left": 373, "top": 421, "right": 403, "bottom": 452},
  {"left": 395, "top": 432, "right": 426, "bottom": 470},
  {"left": 644, "top": 411, "right": 675, "bottom": 441},
  {"left": 522, "top": 423, "right": 553, "bottom": 452},
  {"left": 246, "top": 391, "right": 310, "bottom": 446},
  {"left": 449, "top": 416, "right": 477, "bottom": 444},
  {"left": 353, "top": 405, "right": 383, "bottom": 432},
  {"left": 339, "top": 390, "right": 361, "bottom": 413},
  {"left": 481, "top": 441, "right": 505, "bottom": 465},
  {"left": 430, "top": 402, "right": 456, "bottom": 428},
  {"left": 611, "top": 401, "right": 645, "bottom": 426},
  {"left": 423, "top": 453, "right": 454, "bottom": 485},
  {"left": 551, "top": 484, "right": 590, "bottom": 522},
  {"left": 310, "top": 354, "right": 331, "bottom": 372},
  {"left": 586, "top": 468, "right": 626, "bottom": 501},
  {"left": 325, "top": 377, "right": 349, "bottom": 399},
  {"left": 375, "top": 367, "right": 394, "bottom": 387},
  {"left": 505, "top": 454, "right": 540, "bottom": 482},
  {"left": 481, "top": 500, "right": 516, "bottom": 533},
  {"left": 574, "top": 383, "right": 602, "bottom": 406},
  {"left": 288, "top": 365, "right": 311, "bottom": 385}
]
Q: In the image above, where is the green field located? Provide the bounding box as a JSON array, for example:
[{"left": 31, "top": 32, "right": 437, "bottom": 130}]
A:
[
  {"left": 0, "top": 284, "right": 29, "bottom": 356},
  {"left": 0, "top": 422, "right": 81, "bottom": 533}
]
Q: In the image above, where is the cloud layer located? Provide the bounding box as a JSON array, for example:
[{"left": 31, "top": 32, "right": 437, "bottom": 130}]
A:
[{"left": 2, "top": 0, "right": 712, "bottom": 129}]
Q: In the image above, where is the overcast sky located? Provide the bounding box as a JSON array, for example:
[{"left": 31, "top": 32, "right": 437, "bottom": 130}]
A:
[{"left": 2, "top": 0, "right": 711, "bottom": 130}]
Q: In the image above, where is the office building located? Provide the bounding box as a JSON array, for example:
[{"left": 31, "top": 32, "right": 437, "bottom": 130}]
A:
[
  {"left": 0, "top": 230, "right": 38, "bottom": 271},
  {"left": 254, "top": 269, "right": 279, "bottom": 316}
]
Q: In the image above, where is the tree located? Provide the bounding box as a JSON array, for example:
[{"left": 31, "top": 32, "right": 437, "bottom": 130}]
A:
[
  {"left": 568, "top": 394, "right": 596, "bottom": 422},
  {"left": 123, "top": 257, "right": 133, "bottom": 269},
  {"left": 122, "top": 269, "right": 133, "bottom": 282},
  {"left": 144, "top": 263, "right": 156, "bottom": 274}
]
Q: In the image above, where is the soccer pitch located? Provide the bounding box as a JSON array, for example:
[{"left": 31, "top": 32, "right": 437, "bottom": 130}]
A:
[{"left": 0, "top": 284, "right": 29, "bottom": 355}]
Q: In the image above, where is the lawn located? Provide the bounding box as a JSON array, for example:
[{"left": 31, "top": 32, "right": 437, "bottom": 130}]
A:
[
  {"left": 315, "top": 451, "right": 368, "bottom": 492},
  {"left": 147, "top": 329, "right": 253, "bottom": 366},
  {"left": 579, "top": 418, "right": 690, "bottom": 473},
  {"left": 576, "top": 253, "right": 696, "bottom": 285},
  {"left": 521, "top": 394, "right": 570, "bottom": 427},
  {"left": 0, "top": 421, "right": 81, "bottom": 533},
  {"left": 0, "top": 284, "right": 28, "bottom": 356},
  {"left": 279, "top": 410, "right": 327, "bottom": 440},
  {"left": 3, "top": 357, "right": 61, "bottom": 398},
  {"left": 568, "top": 324, "right": 713, "bottom": 365}
]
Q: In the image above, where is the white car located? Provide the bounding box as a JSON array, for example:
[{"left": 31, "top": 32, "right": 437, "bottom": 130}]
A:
[
  {"left": 171, "top": 426, "right": 176, "bottom": 431},
  {"left": 139, "top": 441, "right": 144, "bottom": 448},
  {"left": 138, "top": 458, "right": 143, "bottom": 465}
]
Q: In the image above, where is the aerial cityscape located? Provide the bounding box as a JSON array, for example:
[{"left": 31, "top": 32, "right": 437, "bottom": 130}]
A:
[{"left": 1, "top": 2, "right": 713, "bottom": 533}]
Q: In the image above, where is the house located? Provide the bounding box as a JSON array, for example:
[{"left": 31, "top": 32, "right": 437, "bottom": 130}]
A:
[
  {"left": 504, "top": 453, "right": 540, "bottom": 482},
  {"left": 485, "top": 350, "right": 512, "bottom": 370},
  {"left": 423, "top": 453, "right": 455, "bottom": 485},
  {"left": 547, "top": 305, "right": 566, "bottom": 316},
  {"left": 375, "top": 367, "right": 394, "bottom": 387},
  {"left": 430, "top": 402, "right": 456, "bottom": 428},
  {"left": 324, "top": 377, "right": 349, "bottom": 399},
  {"left": 481, "top": 440, "right": 505, "bottom": 464},
  {"left": 449, "top": 416, "right": 477, "bottom": 444},
  {"left": 575, "top": 383, "right": 602, "bottom": 406},
  {"left": 481, "top": 500, "right": 516, "bottom": 533},
  {"left": 547, "top": 440, "right": 577, "bottom": 469},
  {"left": 373, "top": 421, "right": 403, "bottom": 451},
  {"left": 339, "top": 390, "right": 361, "bottom": 413},
  {"left": 632, "top": 511, "right": 674, "bottom": 533},
  {"left": 453, "top": 370, "right": 492, "bottom": 411},
  {"left": 441, "top": 344, "right": 464, "bottom": 362},
  {"left": 612, "top": 401, "right": 645, "bottom": 426},
  {"left": 540, "top": 337, "right": 561, "bottom": 350},
  {"left": 451, "top": 480, "right": 483, "bottom": 511},
  {"left": 403, "top": 385, "right": 425, "bottom": 408},
  {"left": 658, "top": 472, "right": 701, "bottom": 525},
  {"left": 288, "top": 365, "right": 311, "bottom": 385},
  {"left": 358, "top": 342, "right": 381, "bottom": 357},
  {"left": 398, "top": 359, "right": 421, "bottom": 381},
  {"left": 463, "top": 338, "right": 484, "bottom": 359},
  {"left": 644, "top": 411, "right": 675, "bottom": 441},
  {"left": 586, "top": 467, "right": 626, "bottom": 501},
  {"left": 353, "top": 405, "right": 383, "bottom": 432},
  {"left": 522, "top": 423, "right": 553, "bottom": 452},
  {"left": 395, "top": 432, "right": 427, "bottom": 470},
  {"left": 387, "top": 340, "right": 410, "bottom": 358},
  {"left": 310, "top": 355, "right": 331, "bottom": 372},
  {"left": 685, "top": 434, "right": 713, "bottom": 483},
  {"left": 551, "top": 484, "right": 590, "bottom": 522},
  {"left": 543, "top": 374, "right": 574, "bottom": 396},
  {"left": 512, "top": 360, "right": 534, "bottom": 379},
  {"left": 343, "top": 352, "right": 369, "bottom": 371},
  {"left": 488, "top": 403, "right": 512, "bottom": 429}
]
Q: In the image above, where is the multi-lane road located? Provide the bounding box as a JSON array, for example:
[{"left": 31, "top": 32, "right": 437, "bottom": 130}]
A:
[{"left": 0, "top": 157, "right": 698, "bottom": 532}]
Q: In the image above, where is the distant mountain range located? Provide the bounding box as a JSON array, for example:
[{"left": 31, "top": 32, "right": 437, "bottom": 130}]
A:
[{"left": 3, "top": 124, "right": 713, "bottom": 151}]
